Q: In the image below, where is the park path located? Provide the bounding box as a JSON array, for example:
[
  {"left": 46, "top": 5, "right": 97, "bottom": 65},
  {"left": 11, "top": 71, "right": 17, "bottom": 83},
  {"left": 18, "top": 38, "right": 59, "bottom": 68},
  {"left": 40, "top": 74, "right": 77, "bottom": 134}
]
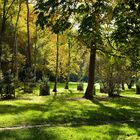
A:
[{"left": 0, "top": 119, "right": 140, "bottom": 131}]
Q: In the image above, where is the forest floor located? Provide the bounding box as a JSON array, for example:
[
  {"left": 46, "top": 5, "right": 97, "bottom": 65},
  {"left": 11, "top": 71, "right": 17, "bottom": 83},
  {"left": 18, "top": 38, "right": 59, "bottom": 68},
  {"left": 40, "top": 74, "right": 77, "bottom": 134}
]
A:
[{"left": 0, "top": 82, "right": 140, "bottom": 140}]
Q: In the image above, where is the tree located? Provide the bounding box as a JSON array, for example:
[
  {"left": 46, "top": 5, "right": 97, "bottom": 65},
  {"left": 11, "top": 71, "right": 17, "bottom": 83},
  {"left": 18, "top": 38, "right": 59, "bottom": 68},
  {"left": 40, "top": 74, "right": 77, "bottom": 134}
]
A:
[
  {"left": 96, "top": 53, "right": 129, "bottom": 97},
  {"left": 26, "top": 0, "right": 31, "bottom": 67},
  {"left": 35, "top": 0, "right": 71, "bottom": 94},
  {"left": 0, "top": 0, "right": 16, "bottom": 73},
  {"left": 35, "top": 0, "right": 113, "bottom": 99},
  {"left": 112, "top": 0, "right": 140, "bottom": 78},
  {"left": 12, "top": 0, "right": 22, "bottom": 79},
  {"left": 65, "top": 37, "right": 71, "bottom": 89},
  {"left": 53, "top": 33, "right": 59, "bottom": 93},
  {"left": 77, "top": 0, "right": 112, "bottom": 99}
]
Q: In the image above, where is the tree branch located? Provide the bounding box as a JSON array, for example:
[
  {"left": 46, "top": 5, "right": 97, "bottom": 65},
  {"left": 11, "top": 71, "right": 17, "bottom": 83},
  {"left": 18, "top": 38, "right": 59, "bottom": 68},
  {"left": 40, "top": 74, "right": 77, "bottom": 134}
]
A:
[{"left": 5, "top": 0, "right": 16, "bottom": 17}]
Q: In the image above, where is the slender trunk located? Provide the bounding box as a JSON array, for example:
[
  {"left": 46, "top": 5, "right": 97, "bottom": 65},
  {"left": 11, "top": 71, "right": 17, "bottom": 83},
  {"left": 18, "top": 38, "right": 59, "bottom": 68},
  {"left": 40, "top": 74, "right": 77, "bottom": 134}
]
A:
[
  {"left": 53, "top": 34, "right": 59, "bottom": 94},
  {"left": 135, "top": 70, "right": 140, "bottom": 94},
  {"left": 33, "top": 25, "right": 38, "bottom": 78},
  {"left": 127, "top": 81, "right": 133, "bottom": 89},
  {"left": 0, "top": 0, "right": 7, "bottom": 72},
  {"left": 65, "top": 39, "right": 71, "bottom": 89},
  {"left": 26, "top": 0, "right": 31, "bottom": 67},
  {"left": 12, "top": 0, "right": 22, "bottom": 79},
  {"left": 59, "top": 62, "right": 63, "bottom": 83},
  {"left": 122, "top": 83, "right": 125, "bottom": 90},
  {"left": 83, "top": 47, "right": 96, "bottom": 100}
]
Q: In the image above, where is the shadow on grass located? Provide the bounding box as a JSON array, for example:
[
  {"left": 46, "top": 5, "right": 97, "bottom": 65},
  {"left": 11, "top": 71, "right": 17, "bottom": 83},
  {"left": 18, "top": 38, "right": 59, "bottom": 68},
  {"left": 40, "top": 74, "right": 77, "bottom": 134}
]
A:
[
  {"left": 0, "top": 127, "right": 59, "bottom": 140},
  {"left": 0, "top": 93, "right": 140, "bottom": 124},
  {"left": 0, "top": 122, "right": 139, "bottom": 140},
  {"left": 0, "top": 90, "right": 140, "bottom": 140}
]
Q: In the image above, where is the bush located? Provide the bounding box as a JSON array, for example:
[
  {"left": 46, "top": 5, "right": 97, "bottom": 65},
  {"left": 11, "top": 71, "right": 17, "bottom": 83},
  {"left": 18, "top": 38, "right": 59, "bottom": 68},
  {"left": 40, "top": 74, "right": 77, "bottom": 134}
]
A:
[
  {"left": 23, "top": 66, "right": 35, "bottom": 93},
  {"left": 0, "top": 70, "right": 15, "bottom": 99},
  {"left": 77, "top": 82, "right": 84, "bottom": 91},
  {"left": 100, "top": 83, "right": 108, "bottom": 93},
  {"left": 39, "top": 76, "right": 50, "bottom": 96}
]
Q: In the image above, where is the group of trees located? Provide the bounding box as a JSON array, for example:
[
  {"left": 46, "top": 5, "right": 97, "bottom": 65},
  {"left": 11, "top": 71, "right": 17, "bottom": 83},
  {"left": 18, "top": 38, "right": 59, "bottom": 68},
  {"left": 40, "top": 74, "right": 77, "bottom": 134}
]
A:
[
  {"left": 35, "top": 0, "right": 140, "bottom": 99},
  {"left": 0, "top": 0, "right": 140, "bottom": 100}
]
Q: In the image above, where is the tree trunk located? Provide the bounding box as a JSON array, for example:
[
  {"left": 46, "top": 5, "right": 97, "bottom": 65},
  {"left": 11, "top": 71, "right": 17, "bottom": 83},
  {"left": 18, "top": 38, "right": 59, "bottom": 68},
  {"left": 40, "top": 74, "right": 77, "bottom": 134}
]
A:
[
  {"left": 34, "top": 25, "right": 38, "bottom": 72},
  {"left": 53, "top": 34, "right": 59, "bottom": 94},
  {"left": 32, "top": 24, "right": 38, "bottom": 83},
  {"left": 83, "top": 47, "right": 96, "bottom": 100},
  {"left": 126, "top": 78, "right": 135, "bottom": 89},
  {"left": 0, "top": 0, "right": 7, "bottom": 72},
  {"left": 108, "top": 92, "right": 114, "bottom": 97},
  {"left": 26, "top": 0, "right": 31, "bottom": 67},
  {"left": 136, "top": 85, "right": 140, "bottom": 94},
  {"left": 122, "top": 83, "right": 125, "bottom": 90},
  {"left": 65, "top": 38, "right": 71, "bottom": 89},
  {"left": 127, "top": 83, "right": 132, "bottom": 89},
  {"left": 12, "top": 0, "right": 22, "bottom": 79}
]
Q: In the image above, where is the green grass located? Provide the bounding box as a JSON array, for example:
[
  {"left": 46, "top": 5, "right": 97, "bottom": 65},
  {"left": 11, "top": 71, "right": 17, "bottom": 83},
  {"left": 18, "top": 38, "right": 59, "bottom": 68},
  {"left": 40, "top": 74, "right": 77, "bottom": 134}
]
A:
[
  {"left": 0, "top": 123, "right": 140, "bottom": 140},
  {"left": 0, "top": 83, "right": 140, "bottom": 140}
]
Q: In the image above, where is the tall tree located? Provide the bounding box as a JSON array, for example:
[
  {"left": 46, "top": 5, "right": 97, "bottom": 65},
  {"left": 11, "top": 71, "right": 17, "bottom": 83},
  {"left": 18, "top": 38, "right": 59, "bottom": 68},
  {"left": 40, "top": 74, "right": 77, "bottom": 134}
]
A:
[
  {"left": 35, "top": 0, "right": 71, "bottom": 94},
  {"left": 112, "top": 0, "right": 140, "bottom": 74},
  {"left": 65, "top": 37, "right": 71, "bottom": 89},
  {"left": 77, "top": 0, "right": 112, "bottom": 99},
  {"left": 0, "top": 0, "right": 16, "bottom": 72},
  {"left": 12, "top": 0, "right": 22, "bottom": 79},
  {"left": 26, "top": 0, "right": 31, "bottom": 67},
  {"left": 53, "top": 33, "right": 59, "bottom": 93},
  {"left": 35, "top": 0, "right": 112, "bottom": 99}
]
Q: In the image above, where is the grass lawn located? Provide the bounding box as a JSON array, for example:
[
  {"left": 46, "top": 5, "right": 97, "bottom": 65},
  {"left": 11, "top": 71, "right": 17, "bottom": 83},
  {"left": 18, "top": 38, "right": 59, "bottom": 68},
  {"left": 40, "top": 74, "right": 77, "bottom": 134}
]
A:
[{"left": 0, "top": 82, "right": 140, "bottom": 140}]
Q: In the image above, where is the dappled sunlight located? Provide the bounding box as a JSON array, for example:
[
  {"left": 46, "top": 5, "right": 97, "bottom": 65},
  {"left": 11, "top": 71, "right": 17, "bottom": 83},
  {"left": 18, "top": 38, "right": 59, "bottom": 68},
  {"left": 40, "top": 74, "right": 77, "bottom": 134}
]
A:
[
  {"left": 0, "top": 85, "right": 140, "bottom": 139},
  {"left": 0, "top": 123, "right": 139, "bottom": 140},
  {"left": 0, "top": 88, "right": 140, "bottom": 127}
]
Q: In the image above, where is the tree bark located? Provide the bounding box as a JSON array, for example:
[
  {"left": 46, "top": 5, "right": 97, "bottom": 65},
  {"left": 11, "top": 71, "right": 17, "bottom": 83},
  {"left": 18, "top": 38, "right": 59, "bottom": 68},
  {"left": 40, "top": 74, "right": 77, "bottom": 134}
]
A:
[
  {"left": 65, "top": 38, "right": 71, "bottom": 89},
  {"left": 83, "top": 47, "right": 96, "bottom": 100},
  {"left": 136, "top": 85, "right": 140, "bottom": 94},
  {"left": 53, "top": 34, "right": 59, "bottom": 94},
  {"left": 26, "top": 0, "right": 31, "bottom": 67},
  {"left": 12, "top": 0, "right": 22, "bottom": 79},
  {"left": 122, "top": 83, "right": 125, "bottom": 90},
  {"left": 127, "top": 82, "right": 133, "bottom": 89},
  {"left": 33, "top": 24, "right": 38, "bottom": 79},
  {"left": 0, "top": 0, "right": 7, "bottom": 72}
]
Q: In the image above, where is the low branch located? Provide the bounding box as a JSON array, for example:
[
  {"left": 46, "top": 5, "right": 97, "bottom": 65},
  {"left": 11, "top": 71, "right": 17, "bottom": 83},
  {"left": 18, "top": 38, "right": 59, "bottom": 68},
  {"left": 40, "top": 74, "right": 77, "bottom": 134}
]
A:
[{"left": 97, "top": 48, "right": 126, "bottom": 58}]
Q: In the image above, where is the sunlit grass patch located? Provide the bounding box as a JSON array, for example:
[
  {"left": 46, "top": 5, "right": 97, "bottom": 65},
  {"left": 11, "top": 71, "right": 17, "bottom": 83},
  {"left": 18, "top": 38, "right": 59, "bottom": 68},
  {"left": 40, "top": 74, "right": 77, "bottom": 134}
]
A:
[
  {"left": 0, "top": 82, "right": 140, "bottom": 139},
  {"left": 0, "top": 122, "right": 139, "bottom": 140}
]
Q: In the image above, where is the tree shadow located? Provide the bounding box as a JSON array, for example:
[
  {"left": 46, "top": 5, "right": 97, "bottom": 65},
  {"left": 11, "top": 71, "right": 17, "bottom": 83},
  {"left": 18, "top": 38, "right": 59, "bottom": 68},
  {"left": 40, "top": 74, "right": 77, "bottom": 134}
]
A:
[
  {"left": 0, "top": 93, "right": 139, "bottom": 139},
  {"left": 0, "top": 127, "right": 59, "bottom": 140}
]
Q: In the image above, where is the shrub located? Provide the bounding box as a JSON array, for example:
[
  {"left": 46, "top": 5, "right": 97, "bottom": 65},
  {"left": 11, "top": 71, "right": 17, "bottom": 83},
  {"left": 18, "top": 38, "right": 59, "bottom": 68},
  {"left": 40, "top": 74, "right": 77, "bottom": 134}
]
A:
[
  {"left": 77, "top": 82, "right": 84, "bottom": 91},
  {"left": 39, "top": 76, "right": 50, "bottom": 96},
  {"left": 0, "top": 70, "right": 15, "bottom": 99}
]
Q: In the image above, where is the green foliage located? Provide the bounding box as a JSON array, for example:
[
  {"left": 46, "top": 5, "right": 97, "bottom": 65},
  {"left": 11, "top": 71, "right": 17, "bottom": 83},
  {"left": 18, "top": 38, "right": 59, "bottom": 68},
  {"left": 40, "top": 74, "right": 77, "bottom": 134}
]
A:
[
  {"left": 77, "top": 0, "right": 112, "bottom": 48},
  {"left": 77, "top": 82, "right": 84, "bottom": 91},
  {"left": 23, "top": 66, "right": 35, "bottom": 93},
  {"left": 0, "top": 70, "right": 15, "bottom": 99},
  {"left": 52, "top": 18, "right": 71, "bottom": 34},
  {"left": 112, "top": 0, "right": 140, "bottom": 70},
  {"left": 96, "top": 53, "right": 130, "bottom": 96},
  {"left": 39, "top": 75, "right": 50, "bottom": 96},
  {"left": 35, "top": 0, "right": 73, "bottom": 33}
]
